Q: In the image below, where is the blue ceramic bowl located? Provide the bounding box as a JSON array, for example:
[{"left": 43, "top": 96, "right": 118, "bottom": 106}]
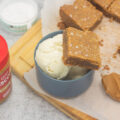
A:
[{"left": 34, "top": 30, "right": 94, "bottom": 98}]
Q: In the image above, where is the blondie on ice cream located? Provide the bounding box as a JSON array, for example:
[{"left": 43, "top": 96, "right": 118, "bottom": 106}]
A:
[{"left": 35, "top": 34, "right": 88, "bottom": 80}]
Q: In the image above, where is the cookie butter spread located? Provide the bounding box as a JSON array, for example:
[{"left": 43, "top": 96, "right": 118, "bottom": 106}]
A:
[
  {"left": 36, "top": 34, "right": 70, "bottom": 79},
  {"left": 0, "top": 35, "right": 12, "bottom": 103},
  {"left": 102, "top": 73, "right": 120, "bottom": 101}
]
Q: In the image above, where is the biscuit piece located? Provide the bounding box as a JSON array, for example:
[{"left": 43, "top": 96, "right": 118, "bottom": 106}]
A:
[
  {"left": 60, "top": 0, "right": 103, "bottom": 31},
  {"left": 58, "top": 22, "right": 66, "bottom": 30},
  {"left": 102, "top": 73, "right": 120, "bottom": 101},
  {"left": 63, "top": 27, "right": 101, "bottom": 69},
  {"left": 117, "top": 46, "right": 120, "bottom": 54},
  {"left": 91, "top": 0, "right": 114, "bottom": 11},
  {"left": 108, "top": 0, "right": 120, "bottom": 22}
]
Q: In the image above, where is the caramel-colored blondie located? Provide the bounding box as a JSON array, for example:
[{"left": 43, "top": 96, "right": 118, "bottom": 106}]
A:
[
  {"left": 91, "top": 0, "right": 114, "bottom": 11},
  {"left": 108, "top": 0, "right": 120, "bottom": 22},
  {"left": 90, "top": 0, "right": 120, "bottom": 22},
  {"left": 63, "top": 27, "right": 101, "bottom": 69},
  {"left": 60, "top": 0, "right": 103, "bottom": 31}
]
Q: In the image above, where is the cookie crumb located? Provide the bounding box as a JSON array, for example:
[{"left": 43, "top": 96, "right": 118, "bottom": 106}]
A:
[
  {"left": 112, "top": 46, "right": 120, "bottom": 59},
  {"left": 117, "top": 46, "right": 120, "bottom": 54},
  {"left": 99, "top": 41, "right": 103, "bottom": 46},
  {"left": 109, "top": 18, "right": 113, "bottom": 22},
  {"left": 103, "top": 65, "right": 110, "bottom": 71},
  {"left": 113, "top": 53, "right": 117, "bottom": 58},
  {"left": 57, "top": 21, "right": 66, "bottom": 30}
]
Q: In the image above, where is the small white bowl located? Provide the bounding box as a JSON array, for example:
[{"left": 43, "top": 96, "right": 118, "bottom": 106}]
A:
[{"left": 0, "top": 0, "right": 38, "bottom": 34}]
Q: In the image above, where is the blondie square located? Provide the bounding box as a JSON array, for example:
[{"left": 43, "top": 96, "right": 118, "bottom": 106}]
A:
[
  {"left": 91, "top": 0, "right": 114, "bottom": 11},
  {"left": 63, "top": 27, "right": 101, "bottom": 69},
  {"left": 108, "top": 0, "right": 120, "bottom": 21},
  {"left": 60, "top": 0, "right": 103, "bottom": 31}
]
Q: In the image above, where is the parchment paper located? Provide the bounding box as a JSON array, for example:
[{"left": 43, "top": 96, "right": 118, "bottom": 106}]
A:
[
  {"left": 24, "top": 0, "right": 120, "bottom": 119},
  {"left": 24, "top": 68, "right": 120, "bottom": 120}
]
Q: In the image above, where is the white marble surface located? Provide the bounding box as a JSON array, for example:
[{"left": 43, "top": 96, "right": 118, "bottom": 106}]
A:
[{"left": 0, "top": 0, "right": 70, "bottom": 120}]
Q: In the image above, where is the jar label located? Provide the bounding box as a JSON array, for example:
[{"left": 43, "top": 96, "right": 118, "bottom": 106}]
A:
[{"left": 0, "top": 66, "right": 12, "bottom": 100}]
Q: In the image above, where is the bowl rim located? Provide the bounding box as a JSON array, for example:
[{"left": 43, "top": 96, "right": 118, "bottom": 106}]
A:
[{"left": 34, "top": 30, "right": 94, "bottom": 83}]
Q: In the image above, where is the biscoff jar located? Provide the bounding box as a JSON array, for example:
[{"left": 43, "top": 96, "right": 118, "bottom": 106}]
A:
[{"left": 0, "top": 35, "right": 12, "bottom": 103}]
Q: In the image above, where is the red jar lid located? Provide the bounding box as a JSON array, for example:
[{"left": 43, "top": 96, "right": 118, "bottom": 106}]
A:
[{"left": 0, "top": 35, "right": 9, "bottom": 71}]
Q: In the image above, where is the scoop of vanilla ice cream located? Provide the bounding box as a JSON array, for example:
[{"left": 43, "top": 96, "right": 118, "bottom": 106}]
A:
[{"left": 35, "top": 34, "right": 70, "bottom": 79}]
